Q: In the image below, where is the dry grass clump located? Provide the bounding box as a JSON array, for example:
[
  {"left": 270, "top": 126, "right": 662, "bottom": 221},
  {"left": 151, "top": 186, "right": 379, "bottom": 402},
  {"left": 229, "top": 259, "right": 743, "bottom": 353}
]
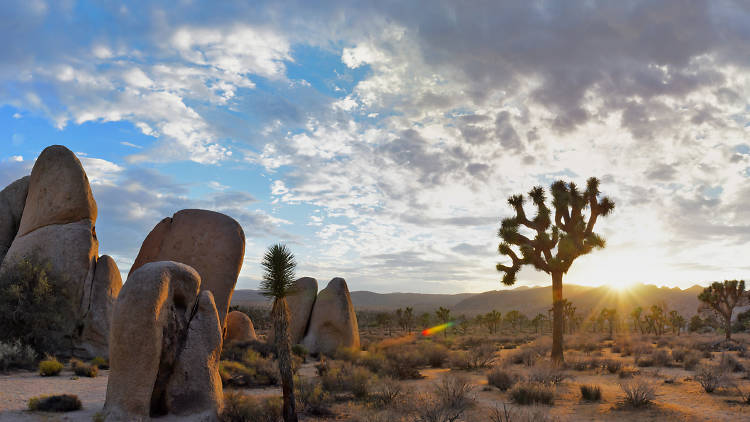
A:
[
  {"left": 619, "top": 377, "right": 656, "bottom": 408},
  {"left": 603, "top": 359, "right": 622, "bottom": 373},
  {"left": 612, "top": 337, "right": 633, "bottom": 356},
  {"left": 509, "top": 381, "right": 554, "bottom": 405},
  {"left": 220, "top": 390, "right": 282, "bottom": 422},
  {"left": 411, "top": 373, "right": 475, "bottom": 422},
  {"left": 38, "top": 356, "right": 63, "bottom": 376},
  {"left": 528, "top": 363, "right": 568, "bottom": 386},
  {"left": 381, "top": 345, "right": 426, "bottom": 379},
  {"left": 450, "top": 342, "right": 497, "bottom": 370},
  {"left": 671, "top": 347, "right": 687, "bottom": 363},
  {"left": 683, "top": 350, "right": 702, "bottom": 370},
  {"left": 651, "top": 349, "right": 673, "bottom": 367},
  {"left": 719, "top": 352, "right": 743, "bottom": 373},
  {"left": 506, "top": 346, "right": 541, "bottom": 367},
  {"left": 488, "top": 404, "right": 561, "bottom": 422},
  {"left": 370, "top": 376, "right": 403, "bottom": 408},
  {"left": 632, "top": 342, "right": 654, "bottom": 362},
  {"left": 90, "top": 356, "right": 109, "bottom": 369},
  {"left": 694, "top": 364, "right": 729, "bottom": 393},
  {"left": 487, "top": 366, "right": 517, "bottom": 391},
  {"left": 580, "top": 384, "right": 602, "bottom": 401},
  {"left": 70, "top": 358, "right": 98, "bottom": 377},
  {"left": 219, "top": 352, "right": 279, "bottom": 387},
  {"left": 618, "top": 366, "right": 639, "bottom": 379},
  {"left": 420, "top": 342, "right": 450, "bottom": 368},
  {"left": 28, "top": 394, "right": 81, "bottom": 412}
]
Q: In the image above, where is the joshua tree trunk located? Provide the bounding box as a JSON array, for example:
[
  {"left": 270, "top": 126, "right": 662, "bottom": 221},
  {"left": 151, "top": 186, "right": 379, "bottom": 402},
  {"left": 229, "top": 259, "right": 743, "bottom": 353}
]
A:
[
  {"left": 551, "top": 272, "right": 564, "bottom": 364},
  {"left": 725, "top": 315, "right": 732, "bottom": 341},
  {"left": 273, "top": 298, "right": 297, "bottom": 422}
]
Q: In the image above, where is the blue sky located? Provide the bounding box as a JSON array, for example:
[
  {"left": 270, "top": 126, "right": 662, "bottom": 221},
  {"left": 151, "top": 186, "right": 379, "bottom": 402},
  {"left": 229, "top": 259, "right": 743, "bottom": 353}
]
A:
[{"left": 2, "top": 1, "right": 750, "bottom": 293}]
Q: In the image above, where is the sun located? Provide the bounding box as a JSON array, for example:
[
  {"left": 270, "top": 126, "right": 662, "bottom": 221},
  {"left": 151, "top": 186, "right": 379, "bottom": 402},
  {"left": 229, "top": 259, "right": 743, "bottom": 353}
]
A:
[{"left": 611, "top": 280, "right": 635, "bottom": 292}]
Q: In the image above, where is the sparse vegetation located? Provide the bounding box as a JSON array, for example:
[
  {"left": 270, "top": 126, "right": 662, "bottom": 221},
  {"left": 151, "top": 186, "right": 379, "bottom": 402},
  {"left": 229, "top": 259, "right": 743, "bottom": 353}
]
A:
[
  {"left": 221, "top": 390, "right": 282, "bottom": 422},
  {"left": 510, "top": 381, "right": 555, "bottom": 405},
  {"left": 70, "top": 358, "right": 98, "bottom": 377},
  {"left": 619, "top": 378, "right": 656, "bottom": 407},
  {"left": 38, "top": 356, "right": 63, "bottom": 376},
  {"left": 27, "top": 394, "right": 81, "bottom": 412},
  {"left": 0, "top": 339, "right": 36, "bottom": 371},
  {"left": 487, "top": 366, "right": 517, "bottom": 391},
  {"left": 580, "top": 384, "right": 602, "bottom": 401},
  {"left": 694, "top": 364, "right": 728, "bottom": 393}
]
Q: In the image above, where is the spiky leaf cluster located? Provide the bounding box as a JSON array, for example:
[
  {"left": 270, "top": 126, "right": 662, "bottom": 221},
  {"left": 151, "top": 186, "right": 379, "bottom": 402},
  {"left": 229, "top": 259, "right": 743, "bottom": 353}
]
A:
[
  {"left": 698, "top": 279, "right": 747, "bottom": 320},
  {"left": 496, "top": 177, "right": 615, "bottom": 285},
  {"left": 260, "top": 244, "right": 297, "bottom": 299}
]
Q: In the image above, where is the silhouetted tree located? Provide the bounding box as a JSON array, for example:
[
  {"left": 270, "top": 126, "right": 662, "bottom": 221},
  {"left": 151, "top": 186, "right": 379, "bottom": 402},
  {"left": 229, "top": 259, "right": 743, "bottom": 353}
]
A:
[
  {"left": 698, "top": 280, "right": 748, "bottom": 341},
  {"left": 668, "top": 310, "right": 685, "bottom": 335},
  {"left": 504, "top": 310, "right": 522, "bottom": 333},
  {"left": 645, "top": 304, "right": 665, "bottom": 336},
  {"left": 376, "top": 312, "right": 392, "bottom": 336},
  {"left": 531, "top": 313, "right": 546, "bottom": 334},
  {"left": 484, "top": 310, "right": 502, "bottom": 334},
  {"left": 496, "top": 178, "right": 614, "bottom": 363},
  {"left": 630, "top": 306, "right": 644, "bottom": 334},
  {"left": 260, "top": 244, "right": 298, "bottom": 422},
  {"left": 419, "top": 312, "right": 432, "bottom": 329},
  {"left": 562, "top": 300, "right": 577, "bottom": 334},
  {"left": 435, "top": 306, "right": 451, "bottom": 337},
  {"left": 688, "top": 315, "right": 703, "bottom": 333},
  {"left": 600, "top": 308, "right": 617, "bottom": 337}
]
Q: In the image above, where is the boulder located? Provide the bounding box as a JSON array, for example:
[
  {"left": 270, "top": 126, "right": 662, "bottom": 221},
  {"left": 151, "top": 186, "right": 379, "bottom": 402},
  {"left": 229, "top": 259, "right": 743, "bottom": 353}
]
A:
[
  {"left": 130, "top": 209, "right": 245, "bottom": 329},
  {"left": 269, "top": 277, "right": 317, "bottom": 345},
  {"left": 0, "top": 176, "right": 28, "bottom": 265},
  {"left": 166, "top": 291, "right": 223, "bottom": 419},
  {"left": 104, "top": 261, "right": 202, "bottom": 421},
  {"left": 16, "top": 145, "right": 97, "bottom": 237},
  {"left": 77, "top": 255, "right": 123, "bottom": 358},
  {"left": 303, "top": 278, "right": 360, "bottom": 355},
  {"left": 225, "top": 310, "right": 257, "bottom": 343}
]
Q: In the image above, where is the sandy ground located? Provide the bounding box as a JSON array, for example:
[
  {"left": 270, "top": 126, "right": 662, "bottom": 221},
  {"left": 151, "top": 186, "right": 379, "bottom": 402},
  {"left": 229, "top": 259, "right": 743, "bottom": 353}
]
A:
[{"left": 0, "top": 369, "right": 108, "bottom": 421}]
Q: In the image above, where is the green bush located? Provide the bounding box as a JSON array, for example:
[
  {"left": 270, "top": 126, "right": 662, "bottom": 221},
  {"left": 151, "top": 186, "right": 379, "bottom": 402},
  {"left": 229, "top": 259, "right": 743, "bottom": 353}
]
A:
[
  {"left": 90, "top": 356, "right": 109, "bottom": 369},
  {"left": 509, "top": 382, "right": 554, "bottom": 405},
  {"left": 220, "top": 391, "right": 282, "bottom": 422},
  {"left": 0, "top": 339, "right": 36, "bottom": 371},
  {"left": 71, "top": 358, "right": 98, "bottom": 377},
  {"left": 38, "top": 357, "right": 63, "bottom": 376},
  {"left": 0, "top": 256, "right": 76, "bottom": 356},
  {"left": 28, "top": 394, "right": 81, "bottom": 412},
  {"left": 292, "top": 344, "right": 308, "bottom": 360},
  {"left": 580, "top": 384, "right": 602, "bottom": 401}
]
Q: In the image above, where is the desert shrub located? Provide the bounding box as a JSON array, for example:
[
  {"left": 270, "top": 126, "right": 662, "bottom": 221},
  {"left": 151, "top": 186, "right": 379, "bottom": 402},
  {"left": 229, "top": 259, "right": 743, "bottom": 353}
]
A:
[
  {"left": 320, "top": 361, "right": 373, "bottom": 398},
  {"left": 580, "top": 384, "right": 602, "bottom": 401},
  {"left": 292, "top": 344, "right": 308, "bottom": 361},
  {"left": 359, "top": 350, "right": 388, "bottom": 374},
  {"left": 568, "top": 338, "right": 598, "bottom": 354},
  {"left": 632, "top": 343, "right": 653, "bottom": 361},
  {"left": 90, "top": 356, "right": 109, "bottom": 369},
  {"left": 719, "top": 352, "right": 743, "bottom": 372},
  {"left": 421, "top": 342, "right": 450, "bottom": 368},
  {"left": 510, "top": 382, "right": 554, "bottom": 405},
  {"left": 450, "top": 342, "right": 496, "bottom": 370},
  {"left": 70, "top": 358, "right": 97, "bottom": 377},
  {"left": 384, "top": 346, "right": 424, "bottom": 379},
  {"left": 568, "top": 357, "right": 589, "bottom": 371},
  {"left": 410, "top": 374, "right": 475, "bottom": 422},
  {"left": 0, "top": 256, "right": 76, "bottom": 356},
  {"left": 219, "top": 358, "right": 278, "bottom": 387},
  {"left": 28, "top": 394, "right": 81, "bottom": 412},
  {"left": 0, "top": 339, "right": 36, "bottom": 371},
  {"left": 528, "top": 364, "right": 567, "bottom": 386},
  {"left": 220, "top": 391, "right": 282, "bottom": 422},
  {"left": 38, "top": 356, "right": 63, "bottom": 376},
  {"left": 221, "top": 339, "right": 275, "bottom": 361},
  {"left": 488, "top": 403, "right": 561, "bottom": 422},
  {"left": 636, "top": 355, "right": 653, "bottom": 367},
  {"left": 671, "top": 348, "right": 687, "bottom": 363},
  {"left": 335, "top": 346, "right": 361, "bottom": 362},
  {"left": 603, "top": 359, "right": 622, "bottom": 374},
  {"left": 619, "top": 378, "right": 656, "bottom": 407},
  {"left": 487, "top": 366, "right": 517, "bottom": 391},
  {"left": 613, "top": 337, "right": 633, "bottom": 356},
  {"left": 651, "top": 349, "right": 672, "bottom": 367},
  {"left": 295, "top": 378, "right": 332, "bottom": 416},
  {"left": 507, "top": 346, "right": 540, "bottom": 367},
  {"left": 694, "top": 364, "right": 727, "bottom": 393},
  {"left": 617, "top": 366, "right": 639, "bottom": 379},
  {"left": 370, "top": 376, "right": 403, "bottom": 408},
  {"left": 683, "top": 351, "right": 702, "bottom": 370}
]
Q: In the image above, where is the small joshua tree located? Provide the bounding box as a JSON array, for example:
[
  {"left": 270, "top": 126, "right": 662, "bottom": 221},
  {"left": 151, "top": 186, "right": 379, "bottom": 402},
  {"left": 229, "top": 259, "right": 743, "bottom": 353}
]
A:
[
  {"left": 698, "top": 280, "right": 748, "bottom": 341},
  {"left": 496, "top": 177, "right": 614, "bottom": 363},
  {"left": 260, "top": 244, "right": 298, "bottom": 422}
]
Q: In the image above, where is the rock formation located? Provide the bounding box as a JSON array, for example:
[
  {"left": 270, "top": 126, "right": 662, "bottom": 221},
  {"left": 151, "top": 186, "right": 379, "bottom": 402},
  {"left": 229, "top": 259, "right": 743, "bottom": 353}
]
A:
[
  {"left": 105, "top": 261, "right": 223, "bottom": 421},
  {"left": 225, "top": 310, "right": 257, "bottom": 343},
  {"left": 129, "top": 209, "right": 245, "bottom": 330},
  {"left": 268, "top": 277, "right": 317, "bottom": 345},
  {"left": 0, "top": 145, "right": 121, "bottom": 358},
  {"left": 303, "top": 278, "right": 360, "bottom": 355},
  {"left": 78, "top": 255, "right": 123, "bottom": 358}
]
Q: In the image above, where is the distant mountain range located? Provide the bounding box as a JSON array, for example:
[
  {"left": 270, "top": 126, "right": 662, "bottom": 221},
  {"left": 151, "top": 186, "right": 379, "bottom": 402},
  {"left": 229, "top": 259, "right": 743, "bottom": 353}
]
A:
[{"left": 231, "top": 283, "right": 705, "bottom": 317}]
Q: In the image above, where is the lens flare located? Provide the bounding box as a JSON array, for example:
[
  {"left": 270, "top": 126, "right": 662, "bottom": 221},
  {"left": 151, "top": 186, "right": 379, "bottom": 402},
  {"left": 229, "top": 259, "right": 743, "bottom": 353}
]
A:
[{"left": 421, "top": 321, "right": 454, "bottom": 336}]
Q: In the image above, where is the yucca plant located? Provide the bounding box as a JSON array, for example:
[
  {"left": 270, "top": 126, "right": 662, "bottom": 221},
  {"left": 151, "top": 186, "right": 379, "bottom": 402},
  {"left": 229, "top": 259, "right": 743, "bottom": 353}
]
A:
[{"left": 260, "top": 244, "right": 298, "bottom": 422}]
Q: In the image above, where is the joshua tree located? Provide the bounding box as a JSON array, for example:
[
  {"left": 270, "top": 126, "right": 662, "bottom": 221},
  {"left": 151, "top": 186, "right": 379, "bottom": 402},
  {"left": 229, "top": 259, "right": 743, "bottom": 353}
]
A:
[
  {"left": 630, "top": 306, "right": 644, "bottom": 334},
  {"left": 419, "top": 312, "right": 432, "bottom": 329},
  {"left": 698, "top": 280, "right": 748, "bottom": 341},
  {"left": 260, "top": 244, "right": 298, "bottom": 422},
  {"left": 375, "top": 312, "right": 392, "bottom": 336},
  {"left": 600, "top": 308, "right": 617, "bottom": 337},
  {"left": 668, "top": 310, "right": 685, "bottom": 335},
  {"left": 504, "top": 310, "right": 522, "bottom": 332},
  {"left": 435, "top": 306, "right": 451, "bottom": 337},
  {"left": 531, "top": 313, "right": 546, "bottom": 334},
  {"left": 496, "top": 177, "right": 614, "bottom": 363},
  {"left": 562, "top": 300, "right": 577, "bottom": 334},
  {"left": 484, "top": 310, "right": 502, "bottom": 334}
]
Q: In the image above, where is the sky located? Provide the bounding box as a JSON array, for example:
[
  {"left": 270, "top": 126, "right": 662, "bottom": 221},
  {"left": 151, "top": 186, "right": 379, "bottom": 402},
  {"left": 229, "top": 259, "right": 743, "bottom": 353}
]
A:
[{"left": 1, "top": 1, "right": 749, "bottom": 294}]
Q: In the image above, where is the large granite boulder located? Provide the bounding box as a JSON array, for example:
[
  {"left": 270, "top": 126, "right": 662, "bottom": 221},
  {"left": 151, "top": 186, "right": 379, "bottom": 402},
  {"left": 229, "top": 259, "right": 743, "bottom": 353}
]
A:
[
  {"left": 105, "top": 261, "right": 223, "bottom": 421},
  {"left": 225, "top": 310, "right": 257, "bottom": 343},
  {"left": 77, "top": 255, "right": 123, "bottom": 358},
  {"left": 0, "top": 176, "right": 28, "bottom": 264},
  {"left": 303, "top": 278, "right": 360, "bottom": 355},
  {"left": 269, "top": 277, "right": 317, "bottom": 345},
  {"left": 129, "top": 209, "right": 245, "bottom": 329},
  {"left": 0, "top": 145, "right": 120, "bottom": 358}
]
